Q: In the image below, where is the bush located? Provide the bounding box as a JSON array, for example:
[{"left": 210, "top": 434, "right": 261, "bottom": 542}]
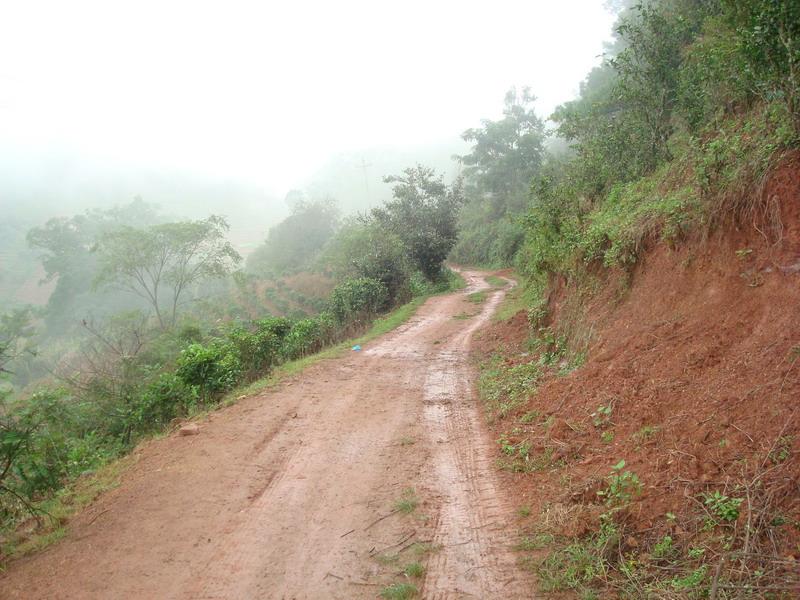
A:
[
  {"left": 225, "top": 325, "right": 281, "bottom": 380},
  {"left": 282, "top": 318, "right": 324, "bottom": 359},
  {"left": 321, "top": 219, "right": 411, "bottom": 306},
  {"left": 1, "top": 388, "right": 119, "bottom": 510},
  {"left": 254, "top": 317, "right": 293, "bottom": 340},
  {"left": 132, "top": 373, "right": 198, "bottom": 432},
  {"left": 328, "top": 278, "right": 389, "bottom": 326},
  {"left": 176, "top": 342, "right": 242, "bottom": 400}
]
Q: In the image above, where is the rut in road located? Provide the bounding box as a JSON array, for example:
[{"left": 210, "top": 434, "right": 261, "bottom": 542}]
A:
[{"left": 1, "top": 270, "right": 534, "bottom": 599}]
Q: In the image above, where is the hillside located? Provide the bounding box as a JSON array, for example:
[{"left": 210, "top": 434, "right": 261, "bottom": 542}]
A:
[{"left": 474, "top": 153, "right": 800, "bottom": 597}]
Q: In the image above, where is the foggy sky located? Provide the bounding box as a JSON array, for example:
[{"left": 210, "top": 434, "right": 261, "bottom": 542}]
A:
[{"left": 0, "top": 0, "right": 614, "bottom": 197}]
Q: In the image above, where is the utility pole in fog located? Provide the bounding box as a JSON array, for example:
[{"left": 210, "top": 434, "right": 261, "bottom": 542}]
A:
[{"left": 357, "top": 158, "right": 372, "bottom": 202}]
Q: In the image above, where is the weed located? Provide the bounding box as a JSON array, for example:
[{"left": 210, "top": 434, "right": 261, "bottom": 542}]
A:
[
  {"left": 591, "top": 404, "right": 613, "bottom": 428},
  {"left": 398, "top": 436, "right": 416, "bottom": 446},
  {"left": 394, "top": 488, "right": 419, "bottom": 514},
  {"left": 702, "top": 491, "right": 742, "bottom": 522},
  {"left": 518, "top": 505, "right": 532, "bottom": 518},
  {"left": 517, "top": 533, "right": 555, "bottom": 551},
  {"left": 478, "top": 356, "right": 540, "bottom": 419},
  {"left": 538, "top": 541, "right": 606, "bottom": 592},
  {"left": 498, "top": 434, "right": 516, "bottom": 455},
  {"left": 519, "top": 410, "right": 540, "bottom": 424},
  {"left": 466, "top": 291, "right": 488, "bottom": 304},
  {"left": 408, "top": 542, "right": 441, "bottom": 557},
  {"left": 493, "top": 282, "right": 528, "bottom": 323},
  {"left": 375, "top": 553, "right": 400, "bottom": 565},
  {"left": 652, "top": 535, "right": 675, "bottom": 560},
  {"left": 769, "top": 436, "right": 793, "bottom": 464},
  {"left": 687, "top": 546, "right": 705, "bottom": 559},
  {"left": 632, "top": 425, "right": 658, "bottom": 444},
  {"left": 2, "top": 453, "right": 132, "bottom": 560},
  {"left": 452, "top": 311, "right": 475, "bottom": 320},
  {"left": 484, "top": 275, "right": 507, "bottom": 287},
  {"left": 600, "top": 431, "right": 614, "bottom": 444},
  {"left": 597, "top": 460, "right": 642, "bottom": 507},
  {"left": 380, "top": 582, "right": 418, "bottom": 599},
  {"left": 669, "top": 565, "right": 708, "bottom": 591},
  {"left": 532, "top": 327, "right": 569, "bottom": 367},
  {"left": 499, "top": 445, "right": 562, "bottom": 473},
  {"left": 403, "top": 562, "right": 425, "bottom": 578}
]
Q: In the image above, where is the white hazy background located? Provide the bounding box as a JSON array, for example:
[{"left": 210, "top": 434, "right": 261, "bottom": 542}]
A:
[{"left": 0, "top": 0, "right": 614, "bottom": 198}]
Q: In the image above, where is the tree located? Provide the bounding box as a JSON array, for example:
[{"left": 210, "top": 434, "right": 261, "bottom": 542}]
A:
[
  {"left": 458, "top": 88, "right": 546, "bottom": 217},
  {"left": 724, "top": 0, "right": 800, "bottom": 134},
  {"left": 552, "top": 1, "right": 709, "bottom": 196},
  {"left": 450, "top": 89, "right": 546, "bottom": 266},
  {"left": 94, "top": 216, "right": 241, "bottom": 329},
  {"left": 320, "top": 218, "right": 411, "bottom": 305},
  {"left": 372, "top": 165, "right": 463, "bottom": 281},
  {"left": 246, "top": 197, "right": 339, "bottom": 277},
  {"left": 0, "top": 308, "right": 35, "bottom": 377},
  {"left": 27, "top": 199, "right": 161, "bottom": 334}
]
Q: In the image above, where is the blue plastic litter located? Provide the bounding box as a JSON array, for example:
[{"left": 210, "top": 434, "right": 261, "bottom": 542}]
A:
[{"left": 352, "top": 345, "right": 362, "bottom": 351}]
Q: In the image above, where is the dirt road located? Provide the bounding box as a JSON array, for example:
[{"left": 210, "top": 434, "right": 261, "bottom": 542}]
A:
[{"left": 1, "top": 271, "right": 533, "bottom": 599}]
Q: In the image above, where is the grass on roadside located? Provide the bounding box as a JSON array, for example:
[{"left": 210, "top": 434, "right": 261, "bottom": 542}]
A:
[
  {"left": 394, "top": 488, "right": 419, "bottom": 514},
  {"left": 1, "top": 453, "right": 134, "bottom": 561},
  {"left": 380, "top": 582, "right": 418, "bottom": 599},
  {"left": 466, "top": 290, "right": 488, "bottom": 304},
  {"left": 485, "top": 275, "right": 508, "bottom": 288},
  {"left": 403, "top": 562, "right": 425, "bottom": 578}
]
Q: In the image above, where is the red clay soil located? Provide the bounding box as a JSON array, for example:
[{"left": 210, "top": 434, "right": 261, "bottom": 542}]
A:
[
  {"left": 474, "top": 154, "right": 800, "bottom": 594},
  {"left": 0, "top": 271, "right": 535, "bottom": 600}
]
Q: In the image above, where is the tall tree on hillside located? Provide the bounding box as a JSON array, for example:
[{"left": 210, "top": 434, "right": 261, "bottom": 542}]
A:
[
  {"left": 0, "top": 309, "right": 34, "bottom": 377},
  {"left": 26, "top": 199, "right": 161, "bottom": 334},
  {"left": 372, "top": 165, "right": 463, "bottom": 281},
  {"left": 94, "top": 216, "right": 241, "bottom": 329},
  {"left": 450, "top": 89, "right": 546, "bottom": 266},
  {"left": 458, "top": 88, "right": 546, "bottom": 217},
  {"left": 724, "top": 0, "right": 800, "bottom": 133}
]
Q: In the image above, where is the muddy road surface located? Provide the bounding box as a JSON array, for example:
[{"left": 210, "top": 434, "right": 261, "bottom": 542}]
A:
[{"left": 2, "top": 271, "right": 533, "bottom": 599}]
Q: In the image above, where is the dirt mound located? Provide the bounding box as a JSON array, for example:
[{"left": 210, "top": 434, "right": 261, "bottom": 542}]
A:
[{"left": 478, "top": 154, "right": 800, "bottom": 595}]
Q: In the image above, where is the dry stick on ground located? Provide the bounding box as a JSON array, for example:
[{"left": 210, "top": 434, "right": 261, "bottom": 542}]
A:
[
  {"left": 364, "top": 508, "right": 400, "bottom": 531},
  {"left": 372, "top": 530, "right": 416, "bottom": 555},
  {"left": 714, "top": 438, "right": 799, "bottom": 596}
]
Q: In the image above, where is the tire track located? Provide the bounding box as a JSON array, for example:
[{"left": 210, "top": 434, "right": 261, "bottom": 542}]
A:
[{"left": 422, "top": 274, "right": 533, "bottom": 598}]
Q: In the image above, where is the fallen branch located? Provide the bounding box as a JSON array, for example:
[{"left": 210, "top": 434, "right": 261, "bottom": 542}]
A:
[{"left": 364, "top": 508, "right": 399, "bottom": 531}]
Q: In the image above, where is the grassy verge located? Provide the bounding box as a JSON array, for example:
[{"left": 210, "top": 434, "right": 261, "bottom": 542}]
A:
[
  {"left": 1, "top": 454, "right": 134, "bottom": 562},
  {"left": 484, "top": 274, "right": 508, "bottom": 287},
  {"left": 480, "top": 276, "right": 799, "bottom": 599},
  {"left": 1, "top": 271, "right": 466, "bottom": 564}
]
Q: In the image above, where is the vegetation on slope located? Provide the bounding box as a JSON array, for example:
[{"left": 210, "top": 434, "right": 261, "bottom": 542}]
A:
[
  {"left": 0, "top": 164, "right": 463, "bottom": 558},
  {"left": 466, "top": 1, "right": 800, "bottom": 597}
]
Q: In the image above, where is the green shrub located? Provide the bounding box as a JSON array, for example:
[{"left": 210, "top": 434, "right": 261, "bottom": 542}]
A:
[
  {"left": 328, "top": 278, "right": 389, "bottom": 326},
  {"left": 225, "top": 325, "right": 281, "bottom": 380},
  {"left": 254, "top": 317, "right": 293, "bottom": 340},
  {"left": 176, "top": 342, "right": 242, "bottom": 400},
  {"left": 282, "top": 318, "right": 323, "bottom": 359},
  {"left": 133, "top": 373, "right": 198, "bottom": 432}
]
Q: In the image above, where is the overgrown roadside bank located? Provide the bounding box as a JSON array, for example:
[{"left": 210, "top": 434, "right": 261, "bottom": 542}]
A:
[{"left": 473, "top": 169, "right": 800, "bottom": 599}]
